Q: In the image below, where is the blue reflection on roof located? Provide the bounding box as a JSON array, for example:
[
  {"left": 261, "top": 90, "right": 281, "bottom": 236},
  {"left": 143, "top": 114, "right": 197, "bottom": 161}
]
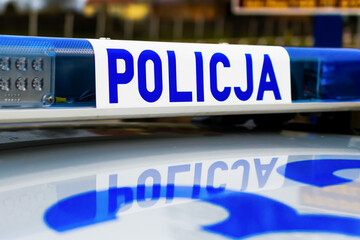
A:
[{"left": 45, "top": 159, "right": 360, "bottom": 238}]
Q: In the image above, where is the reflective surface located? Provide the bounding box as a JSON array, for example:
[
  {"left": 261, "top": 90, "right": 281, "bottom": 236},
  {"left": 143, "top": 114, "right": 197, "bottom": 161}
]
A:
[{"left": 0, "top": 124, "right": 360, "bottom": 239}]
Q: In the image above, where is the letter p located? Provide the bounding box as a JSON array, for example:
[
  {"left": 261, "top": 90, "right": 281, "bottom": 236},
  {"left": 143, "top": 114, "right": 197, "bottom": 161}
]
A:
[{"left": 107, "top": 49, "right": 134, "bottom": 103}]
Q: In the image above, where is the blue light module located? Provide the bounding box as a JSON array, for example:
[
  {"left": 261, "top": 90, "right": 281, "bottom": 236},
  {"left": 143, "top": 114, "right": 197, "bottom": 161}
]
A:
[
  {"left": 286, "top": 47, "right": 360, "bottom": 102},
  {"left": 0, "top": 35, "right": 94, "bottom": 108}
]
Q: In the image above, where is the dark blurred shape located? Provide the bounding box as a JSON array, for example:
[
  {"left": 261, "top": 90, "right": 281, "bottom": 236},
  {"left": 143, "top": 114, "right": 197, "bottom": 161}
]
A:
[
  {"left": 4, "top": 2, "right": 16, "bottom": 14},
  {"left": 314, "top": 16, "right": 343, "bottom": 48}
]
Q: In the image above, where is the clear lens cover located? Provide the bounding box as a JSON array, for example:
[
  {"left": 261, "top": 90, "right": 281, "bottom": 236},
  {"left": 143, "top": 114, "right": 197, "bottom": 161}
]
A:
[{"left": 0, "top": 36, "right": 55, "bottom": 108}]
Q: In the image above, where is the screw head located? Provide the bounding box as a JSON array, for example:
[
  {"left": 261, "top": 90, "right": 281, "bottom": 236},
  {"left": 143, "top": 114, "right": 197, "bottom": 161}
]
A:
[{"left": 42, "top": 94, "right": 54, "bottom": 106}]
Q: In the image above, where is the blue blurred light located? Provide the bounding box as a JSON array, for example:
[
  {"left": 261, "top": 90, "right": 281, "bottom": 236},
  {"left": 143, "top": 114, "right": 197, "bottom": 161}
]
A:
[
  {"left": 286, "top": 47, "right": 360, "bottom": 101},
  {"left": 0, "top": 35, "right": 96, "bottom": 99},
  {"left": 0, "top": 35, "right": 93, "bottom": 55}
]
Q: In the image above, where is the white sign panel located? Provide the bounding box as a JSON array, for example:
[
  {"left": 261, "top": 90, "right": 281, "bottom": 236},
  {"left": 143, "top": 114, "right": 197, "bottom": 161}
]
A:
[{"left": 88, "top": 40, "right": 291, "bottom": 109}]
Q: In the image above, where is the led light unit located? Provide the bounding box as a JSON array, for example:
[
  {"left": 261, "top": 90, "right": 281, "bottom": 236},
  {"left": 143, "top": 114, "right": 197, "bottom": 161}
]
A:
[
  {"left": 32, "top": 58, "right": 43, "bottom": 71},
  {"left": 15, "top": 77, "right": 27, "bottom": 91},
  {"left": 0, "top": 77, "right": 10, "bottom": 91},
  {"left": 32, "top": 77, "right": 43, "bottom": 91},
  {"left": 0, "top": 57, "right": 10, "bottom": 71}
]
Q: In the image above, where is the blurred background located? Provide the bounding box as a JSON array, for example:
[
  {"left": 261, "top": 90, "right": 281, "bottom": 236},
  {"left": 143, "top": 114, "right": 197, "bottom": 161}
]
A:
[{"left": 0, "top": 0, "right": 359, "bottom": 48}]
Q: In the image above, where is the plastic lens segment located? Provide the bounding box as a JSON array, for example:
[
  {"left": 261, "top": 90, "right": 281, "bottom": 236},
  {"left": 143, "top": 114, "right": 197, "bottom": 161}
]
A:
[{"left": 286, "top": 47, "right": 360, "bottom": 102}]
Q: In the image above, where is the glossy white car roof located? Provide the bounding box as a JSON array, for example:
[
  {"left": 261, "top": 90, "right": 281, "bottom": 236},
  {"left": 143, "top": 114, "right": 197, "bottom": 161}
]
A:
[{"left": 0, "top": 124, "right": 359, "bottom": 239}]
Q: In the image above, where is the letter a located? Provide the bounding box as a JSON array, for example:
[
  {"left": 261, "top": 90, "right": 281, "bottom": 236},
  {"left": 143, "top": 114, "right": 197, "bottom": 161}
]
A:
[{"left": 257, "top": 54, "right": 281, "bottom": 101}]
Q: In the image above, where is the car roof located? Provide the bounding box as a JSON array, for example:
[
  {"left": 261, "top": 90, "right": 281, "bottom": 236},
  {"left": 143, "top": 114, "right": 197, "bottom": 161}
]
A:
[{"left": 0, "top": 122, "right": 360, "bottom": 239}]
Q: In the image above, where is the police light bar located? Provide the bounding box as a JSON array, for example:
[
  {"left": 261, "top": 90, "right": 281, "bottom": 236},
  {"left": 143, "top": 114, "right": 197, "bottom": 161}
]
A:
[{"left": 0, "top": 35, "right": 359, "bottom": 123}]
